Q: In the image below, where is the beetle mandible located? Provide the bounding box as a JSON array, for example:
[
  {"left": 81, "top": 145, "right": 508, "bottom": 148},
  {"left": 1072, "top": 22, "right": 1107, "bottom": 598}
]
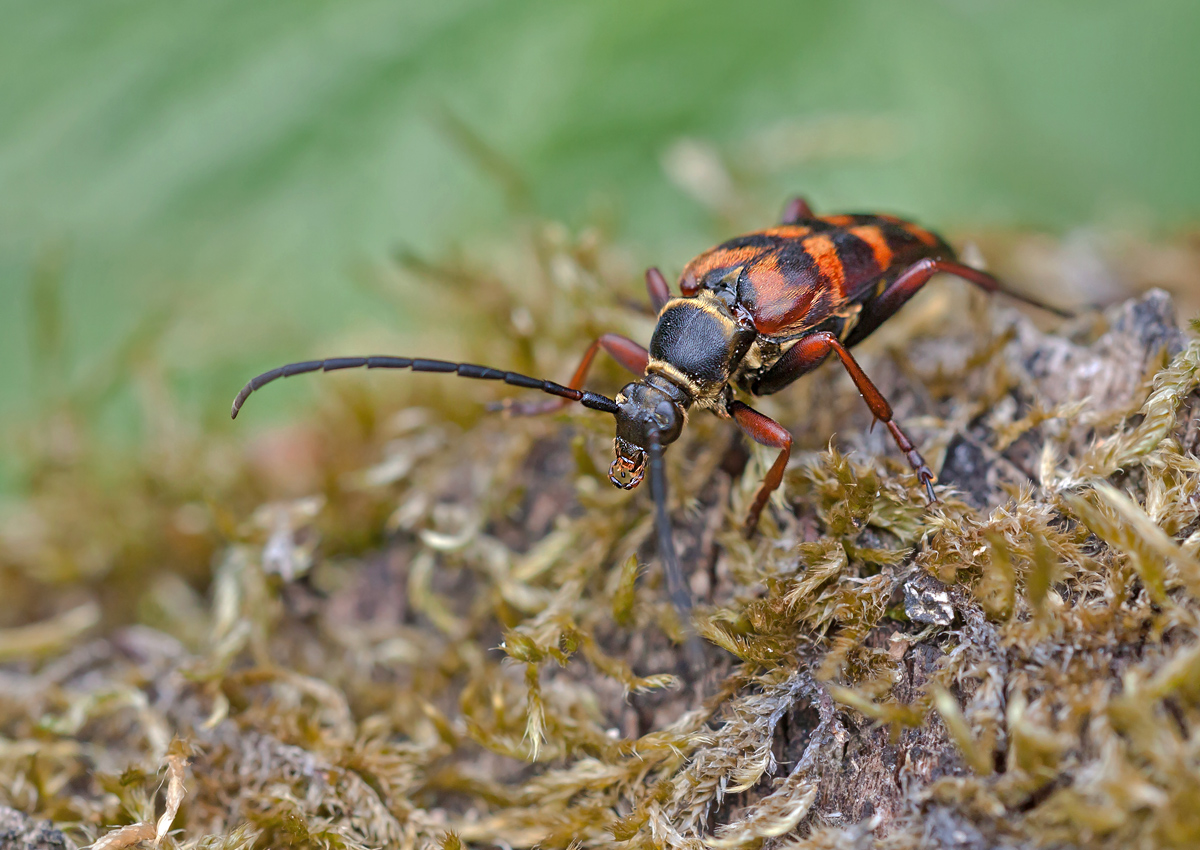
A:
[{"left": 232, "top": 198, "right": 1069, "bottom": 614}]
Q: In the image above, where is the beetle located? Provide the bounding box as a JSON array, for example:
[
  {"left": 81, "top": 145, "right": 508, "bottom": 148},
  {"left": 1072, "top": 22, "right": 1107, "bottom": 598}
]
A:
[{"left": 232, "top": 198, "right": 1068, "bottom": 614}]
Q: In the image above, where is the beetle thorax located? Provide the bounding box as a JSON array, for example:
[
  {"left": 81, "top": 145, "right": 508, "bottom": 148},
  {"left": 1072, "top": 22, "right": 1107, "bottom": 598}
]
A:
[{"left": 647, "top": 292, "right": 756, "bottom": 409}]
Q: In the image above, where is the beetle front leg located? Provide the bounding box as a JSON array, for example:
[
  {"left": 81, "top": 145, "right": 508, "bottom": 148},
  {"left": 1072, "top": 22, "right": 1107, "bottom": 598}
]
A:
[
  {"left": 497, "top": 333, "right": 649, "bottom": 416},
  {"left": 728, "top": 400, "right": 793, "bottom": 536},
  {"left": 758, "top": 331, "right": 937, "bottom": 503}
]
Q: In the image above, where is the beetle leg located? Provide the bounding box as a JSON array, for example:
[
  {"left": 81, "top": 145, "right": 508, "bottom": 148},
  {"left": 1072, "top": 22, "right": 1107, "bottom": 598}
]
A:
[
  {"left": 780, "top": 197, "right": 815, "bottom": 224},
  {"left": 497, "top": 333, "right": 649, "bottom": 416},
  {"left": 850, "top": 259, "right": 1071, "bottom": 347},
  {"left": 728, "top": 401, "right": 794, "bottom": 536},
  {"left": 759, "top": 331, "right": 937, "bottom": 503},
  {"left": 645, "top": 267, "right": 672, "bottom": 312}
]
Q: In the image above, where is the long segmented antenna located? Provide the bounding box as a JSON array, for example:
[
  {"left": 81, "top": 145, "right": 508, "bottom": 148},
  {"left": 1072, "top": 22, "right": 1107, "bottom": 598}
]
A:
[
  {"left": 231, "top": 356, "right": 620, "bottom": 419},
  {"left": 649, "top": 429, "right": 707, "bottom": 671},
  {"left": 648, "top": 430, "right": 690, "bottom": 616}
]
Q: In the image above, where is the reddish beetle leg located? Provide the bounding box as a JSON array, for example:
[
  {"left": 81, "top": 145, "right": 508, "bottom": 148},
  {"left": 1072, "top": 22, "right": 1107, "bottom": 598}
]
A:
[
  {"left": 728, "top": 401, "right": 793, "bottom": 536},
  {"left": 753, "top": 331, "right": 936, "bottom": 505},
  {"left": 645, "top": 267, "right": 672, "bottom": 313},
  {"left": 804, "top": 332, "right": 937, "bottom": 503}
]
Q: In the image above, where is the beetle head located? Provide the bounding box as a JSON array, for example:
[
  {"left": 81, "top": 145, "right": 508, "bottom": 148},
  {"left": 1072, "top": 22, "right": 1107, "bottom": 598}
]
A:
[{"left": 609, "top": 380, "right": 686, "bottom": 489}]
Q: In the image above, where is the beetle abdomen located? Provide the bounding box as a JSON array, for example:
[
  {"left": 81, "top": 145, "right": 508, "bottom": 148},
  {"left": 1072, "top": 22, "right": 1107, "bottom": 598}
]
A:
[{"left": 680, "top": 214, "right": 954, "bottom": 338}]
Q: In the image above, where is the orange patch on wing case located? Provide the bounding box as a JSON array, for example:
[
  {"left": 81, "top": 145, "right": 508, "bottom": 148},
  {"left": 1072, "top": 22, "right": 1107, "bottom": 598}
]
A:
[
  {"left": 818, "top": 214, "right": 855, "bottom": 227},
  {"left": 681, "top": 245, "right": 767, "bottom": 292},
  {"left": 745, "top": 251, "right": 791, "bottom": 300},
  {"left": 801, "top": 233, "right": 846, "bottom": 294},
  {"left": 741, "top": 250, "right": 818, "bottom": 334},
  {"left": 848, "top": 225, "right": 893, "bottom": 271},
  {"left": 761, "top": 225, "right": 811, "bottom": 239}
]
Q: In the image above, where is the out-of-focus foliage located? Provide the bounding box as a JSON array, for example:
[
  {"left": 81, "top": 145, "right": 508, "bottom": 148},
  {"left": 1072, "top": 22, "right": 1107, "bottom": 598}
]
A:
[{"left": 2, "top": 0, "right": 1199, "bottom": 486}]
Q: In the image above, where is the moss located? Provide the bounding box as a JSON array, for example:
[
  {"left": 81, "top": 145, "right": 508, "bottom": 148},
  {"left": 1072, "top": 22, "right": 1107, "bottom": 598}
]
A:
[{"left": 1, "top": 216, "right": 1200, "bottom": 849}]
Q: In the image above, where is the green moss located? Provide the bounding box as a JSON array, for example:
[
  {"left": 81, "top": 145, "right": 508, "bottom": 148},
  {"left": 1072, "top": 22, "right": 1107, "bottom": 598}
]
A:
[{"left": 1, "top": 215, "right": 1199, "bottom": 849}]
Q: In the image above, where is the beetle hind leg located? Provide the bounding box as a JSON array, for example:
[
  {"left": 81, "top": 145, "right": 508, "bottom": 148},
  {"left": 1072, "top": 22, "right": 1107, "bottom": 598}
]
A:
[{"left": 845, "top": 258, "right": 1070, "bottom": 349}]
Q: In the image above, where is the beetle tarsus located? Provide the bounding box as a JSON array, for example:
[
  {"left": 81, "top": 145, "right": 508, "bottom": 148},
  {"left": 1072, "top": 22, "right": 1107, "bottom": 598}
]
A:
[{"left": 921, "top": 472, "right": 938, "bottom": 505}]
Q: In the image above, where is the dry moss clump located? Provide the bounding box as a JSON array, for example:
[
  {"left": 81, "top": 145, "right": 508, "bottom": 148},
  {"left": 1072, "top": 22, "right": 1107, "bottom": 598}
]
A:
[{"left": 2, "top": 219, "right": 1200, "bottom": 850}]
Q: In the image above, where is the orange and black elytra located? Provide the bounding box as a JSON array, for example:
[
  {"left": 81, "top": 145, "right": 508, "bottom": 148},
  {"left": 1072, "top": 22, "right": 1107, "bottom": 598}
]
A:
[{"left": 232, "top": 198, "right": 1070, "bottom": 616}]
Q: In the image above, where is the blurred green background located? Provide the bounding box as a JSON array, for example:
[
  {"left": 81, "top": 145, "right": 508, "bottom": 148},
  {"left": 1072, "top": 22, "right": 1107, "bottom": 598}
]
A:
[{"left": 2, "top": 0, "right": 1198, "bottom": 490}]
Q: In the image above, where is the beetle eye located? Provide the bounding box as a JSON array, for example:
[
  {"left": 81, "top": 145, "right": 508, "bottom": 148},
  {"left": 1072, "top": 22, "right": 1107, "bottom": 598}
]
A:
[{"left": 652, "top": 401, "right": 683, "bottom": 442}]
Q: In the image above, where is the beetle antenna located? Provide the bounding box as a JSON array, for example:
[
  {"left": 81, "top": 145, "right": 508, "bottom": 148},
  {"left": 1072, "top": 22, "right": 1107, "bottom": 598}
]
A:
[
  {"left": 649, "top": 429, "right": 708, "bottom": 672},
  {"left": 648, "top": 430, "right": 691, "bottom": 616},
  {"left": 231, "top": 356, "right": 619, "bottom": 419}
]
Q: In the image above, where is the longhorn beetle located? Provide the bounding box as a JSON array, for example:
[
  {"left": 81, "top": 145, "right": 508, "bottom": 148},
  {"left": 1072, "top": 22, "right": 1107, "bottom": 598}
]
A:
[{"left": 232, "top": 198, "right": 1068, "bottom": 616}]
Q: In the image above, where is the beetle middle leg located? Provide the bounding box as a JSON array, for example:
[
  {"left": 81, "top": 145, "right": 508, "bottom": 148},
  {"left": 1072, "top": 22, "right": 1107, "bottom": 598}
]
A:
[
  {"left": 728, "top": 401, "right": 793, "bottom": 536},
  {"left": 497, "top": 333, "right": 648, "bottom": 416},
  {"left": 754, "top": 331, "right": 937, "bottom": 503}
]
